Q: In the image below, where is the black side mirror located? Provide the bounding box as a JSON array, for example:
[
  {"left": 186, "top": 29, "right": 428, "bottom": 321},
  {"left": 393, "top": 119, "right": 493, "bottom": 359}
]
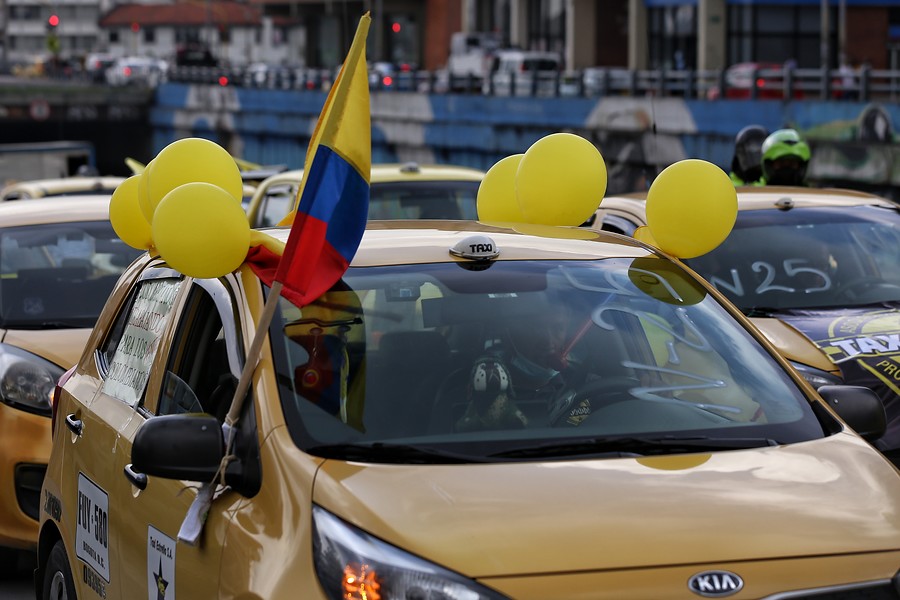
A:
[
  {"left": 131, "top": 413, "right": 224, "bottom": 482},
  {"left": 817, "top": 385, "right": 887, "bottom": 442}
]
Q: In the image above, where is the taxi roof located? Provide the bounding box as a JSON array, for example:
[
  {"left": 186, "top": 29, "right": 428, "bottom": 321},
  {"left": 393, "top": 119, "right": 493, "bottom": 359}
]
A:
[
  {"left": 258, "top": 162, "right": 485, "bottom": 188},
  {"left": 0, "top": 176, "right": 125, "bottom": 200},
  {"left": 602, "top": 185, "right": 895, "bottom": 213},
  {"left": 261, "top": 220, "right": 653, "bottom": 267},
  {"left": 0, "top": 194, "right": 112, "bottom": 226}
]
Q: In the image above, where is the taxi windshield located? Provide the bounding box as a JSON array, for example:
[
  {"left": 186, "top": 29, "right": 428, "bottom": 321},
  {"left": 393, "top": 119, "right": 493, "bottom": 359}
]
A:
[
  {"left": 0, "top": 221, "right": 143, "bottom": 329},
  {"left": 685, "top": 205, "right": 900, "bottom": 313},
  {"left": 268, "top": 257, "right": 824, "bottom": 463}
]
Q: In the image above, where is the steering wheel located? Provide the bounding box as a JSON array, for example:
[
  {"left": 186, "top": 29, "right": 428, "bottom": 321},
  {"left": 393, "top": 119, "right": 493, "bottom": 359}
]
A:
[
  {"left": 547, "top": 376, "right": 640, "bottom": 426},
  {"left": 832, "top": 276, "right": 900, "bottom": 303}
]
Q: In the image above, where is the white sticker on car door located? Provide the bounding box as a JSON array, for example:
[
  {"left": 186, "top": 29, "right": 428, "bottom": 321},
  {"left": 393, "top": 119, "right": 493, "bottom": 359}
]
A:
[
  {"left": 76, "top": 473, "right": 110, "bottom": 582},
  {"left": 148, "top": 525, "right": 175, "bottom": 600}
]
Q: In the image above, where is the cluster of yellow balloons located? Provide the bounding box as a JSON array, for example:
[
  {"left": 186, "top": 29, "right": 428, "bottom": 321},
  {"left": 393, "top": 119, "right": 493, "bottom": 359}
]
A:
[
  {"left": 476, "top": 132, "right": 736, "bottom": 259},
  {"left": 109, "top": 137, "right": 260, "bottom": 279},
  {"left": 476, "top": 132, "right": 607, "bottom": 228}
]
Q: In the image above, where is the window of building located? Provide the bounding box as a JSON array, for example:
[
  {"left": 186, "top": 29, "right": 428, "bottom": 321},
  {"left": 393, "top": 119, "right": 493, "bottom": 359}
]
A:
[
  {"left": 144, "top": 27, "right": 155, "bottom": 43},
  {"left": 648, "top": 5, "right": 697, "bottom": 70},
  {"left": 526, "top": 0, "right": 565, "bottom": 57},
  {"left": 727, "top": 4, "right": 835, "bottom": 68},
  {"left": 109, "top": 31, "right": 119, "bottom": 44}
]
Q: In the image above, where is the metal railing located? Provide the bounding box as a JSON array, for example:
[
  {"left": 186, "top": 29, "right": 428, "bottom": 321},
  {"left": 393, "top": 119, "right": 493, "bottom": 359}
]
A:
[{"left": 167, "top": 64, "right": 900, "bottom": 101}]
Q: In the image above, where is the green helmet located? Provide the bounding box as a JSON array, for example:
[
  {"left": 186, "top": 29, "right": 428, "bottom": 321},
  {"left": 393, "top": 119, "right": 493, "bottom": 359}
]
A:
[{"left": 761, "top": 129, "right": 810, "bottom": 186}]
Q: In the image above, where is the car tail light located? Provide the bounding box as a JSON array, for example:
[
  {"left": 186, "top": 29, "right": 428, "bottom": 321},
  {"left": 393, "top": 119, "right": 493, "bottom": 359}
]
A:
[
  {"left": 756, "top": 77, "right": 765, "bottom": 88},
  {"left": 51, "top": 366, "right": 76, "bottom": 437},
  {"left": 218, "top": 75, "right": 229, "bottom": 86},
  {"left": 382, "top": 75, "right": 393, "bottom": 87},
  {"left": 124, "top": 66, "right": 132, "bottom": 77}
]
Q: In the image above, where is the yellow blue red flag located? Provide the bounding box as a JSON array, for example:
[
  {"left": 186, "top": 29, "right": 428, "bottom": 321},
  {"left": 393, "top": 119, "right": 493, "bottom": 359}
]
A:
[{"left": 273, "top": 13, "right": 371, "bottom": 307}]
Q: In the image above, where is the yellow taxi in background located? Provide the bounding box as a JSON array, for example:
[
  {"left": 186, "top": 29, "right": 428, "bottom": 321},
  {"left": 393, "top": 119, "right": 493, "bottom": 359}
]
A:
[
  {"left": 592, "top": 185, "right": 900, "bottom": 468},
  {"left": 0, "top": 175, "right": 126, "bottom": 202},
  {"left": 0, "top": 196, "right": 143, "bottom": 574},
  {"left": 37, "top": 219, "right": 900, "bottom": 598},
  {"left": 246, "top": 162, "right": 484, "bottom": 227}
]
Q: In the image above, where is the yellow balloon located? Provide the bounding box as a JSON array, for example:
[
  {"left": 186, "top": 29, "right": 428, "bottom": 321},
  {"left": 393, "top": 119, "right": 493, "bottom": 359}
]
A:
[
  {"left": 137, "top": 159, "right": 155, "bottom": 222},
  {"left": 152, "top": 182, "right": 251, "bottom": 279},
  {"left": 477, "top": 154, "right": 525, "bottom": 222},
  {"left": 109, "top": 175, "right": 153, "bottom": 250},
  {"left": 516, "top": 133, "right": 607, "bottom": 226},
  {"left": 646, "top": 159, "right": 737, "bottom": 259},
  {"left": 143, "top": 138, "right": 243, "bottom": 222}
]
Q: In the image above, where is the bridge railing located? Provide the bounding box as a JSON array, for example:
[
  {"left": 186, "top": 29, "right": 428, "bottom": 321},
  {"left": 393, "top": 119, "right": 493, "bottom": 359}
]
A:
[{"left": 165, "top": 64, "right": 900, "bottom": 102}]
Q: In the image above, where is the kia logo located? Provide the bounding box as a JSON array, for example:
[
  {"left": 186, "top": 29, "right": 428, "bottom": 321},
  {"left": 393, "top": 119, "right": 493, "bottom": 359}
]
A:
[{"left": 688, "top": 571, "right": 744, "bottom": 597}]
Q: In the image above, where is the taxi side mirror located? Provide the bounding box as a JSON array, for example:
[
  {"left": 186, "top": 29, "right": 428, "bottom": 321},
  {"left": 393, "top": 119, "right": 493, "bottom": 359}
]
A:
[
  {"left": 132, "top": 413, "right": 224, "bottom": 482},
  {"left": 817, "top": 385, "right": 887, "bottom": 442}
]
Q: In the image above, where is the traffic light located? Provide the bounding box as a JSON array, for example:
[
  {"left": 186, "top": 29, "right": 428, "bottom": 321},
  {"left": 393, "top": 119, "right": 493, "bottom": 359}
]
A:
[{"left": 46, "top": 14, "right": 59, "bottom": 30}]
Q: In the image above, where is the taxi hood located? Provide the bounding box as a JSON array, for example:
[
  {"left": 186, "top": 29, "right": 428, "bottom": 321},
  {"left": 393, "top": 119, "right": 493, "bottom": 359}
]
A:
[
  {"left": 1, "top": 328, "right": 91, "bottom": 367},
  {"left": 313, "top": 433, "right": 900, "bottom": 578}
]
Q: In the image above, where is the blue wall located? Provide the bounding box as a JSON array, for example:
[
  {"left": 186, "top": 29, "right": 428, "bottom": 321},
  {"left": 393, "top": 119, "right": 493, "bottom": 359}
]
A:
[{"left": 151, "top": 83, "right": 900, "bottom": 194}]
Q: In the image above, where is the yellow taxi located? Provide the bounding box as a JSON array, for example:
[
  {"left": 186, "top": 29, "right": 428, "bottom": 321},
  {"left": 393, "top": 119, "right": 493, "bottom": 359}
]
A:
[
  {"left": 0, "top": 196, "right": 143, "bottom": 573},
  {"left": 592, "top": 185, "right": 900, "bottom": 468},
  {"left": 37, "top": 219, "right": 900, "bottom": 599},
  {"left": 246, "top": 162, "right": 485, "bottom": 227},
  {"left": 0, "top": 176, "right": 126, "bottom": 201}
]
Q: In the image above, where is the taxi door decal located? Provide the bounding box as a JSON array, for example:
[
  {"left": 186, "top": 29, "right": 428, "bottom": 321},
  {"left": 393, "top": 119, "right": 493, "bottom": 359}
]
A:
[
  {"left": 781, "top": 309, "right": 900, "bottom": 451},
  {"left": 148, "top": 526, "right": 175, "bottom": 600},
  {"left": 76, "top": 473, "right": 110, "bottom": 582}
]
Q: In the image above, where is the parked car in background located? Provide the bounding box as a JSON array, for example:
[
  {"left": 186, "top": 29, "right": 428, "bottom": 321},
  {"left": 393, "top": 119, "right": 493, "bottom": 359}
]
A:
[
  {"left": 246, "top": 162, "right": 484, "bottom": 228},
  {"left": 84, "top": 52, "right": 116, "bottom": 83},
  {"left": 484, "top": 50, "right": 563, "bottom": 97},
  {"left": 105, "top": 56, "right": 168, "bottom": 87},
  {"left": 1, "top": 175, "right": 125, "bottom": 201},
  {"left": 37, "top": 217, "right": 900, "bottom": 599},
  {"left": 592, "top": 185, "right": 900, "bottom": 466},
  {"left": 0, "top": 195, "right": 143, "bottom": 574},
  {"left": 706, "top": 62, "right": 801, "bottom": 100},
  {"left": 446, "top": 31, "right": 501, "bottom": 92}
]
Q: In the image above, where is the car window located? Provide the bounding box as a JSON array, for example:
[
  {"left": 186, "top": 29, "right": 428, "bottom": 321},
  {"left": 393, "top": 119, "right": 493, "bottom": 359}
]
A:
[
  {"left": 97, "top": 276, "right": 184, "bottom": 408},
  {"left": 157, "top": 281, "right": 243, "bottom": 420},
  {"left": 686, "top": 205, "right": 900, "bottom": 311},
  {"left": 0, "top": 221, "right": 144, "bottom": 329},
  {"left": 258, "top": 182, "right": 297, "bottom": 228},
  {"left": 368, "top": 181, "right": 479, "bottom": 220},
  {"left": 268, "top": 257, "right": 824, "bottom": 462}
]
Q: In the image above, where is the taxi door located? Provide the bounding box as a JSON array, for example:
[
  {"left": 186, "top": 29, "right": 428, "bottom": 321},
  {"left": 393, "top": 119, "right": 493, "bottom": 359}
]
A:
[
  {"left": 50, "top": 266, "right": 184, "bottom": 600},
  {"left": 109, "top": 275, "right": 249, "bottom": 599}
]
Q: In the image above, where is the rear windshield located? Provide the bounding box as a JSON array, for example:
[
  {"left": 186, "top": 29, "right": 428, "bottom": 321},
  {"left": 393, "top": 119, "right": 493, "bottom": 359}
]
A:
[
  {"left": 0, "top": 221, "right": 142, "bottom": 329},
  {"left": 269, "top": 257, "right": 824, "bottom": 463}
]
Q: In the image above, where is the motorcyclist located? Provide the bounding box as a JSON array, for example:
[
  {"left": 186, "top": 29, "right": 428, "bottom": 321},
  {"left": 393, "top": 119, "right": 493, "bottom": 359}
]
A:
[
  {"left": 729, "top": 125, "right": 768, "bottom": 186},
  {"left": 760, "top": 128, "right": 811, "bottom": 186}
]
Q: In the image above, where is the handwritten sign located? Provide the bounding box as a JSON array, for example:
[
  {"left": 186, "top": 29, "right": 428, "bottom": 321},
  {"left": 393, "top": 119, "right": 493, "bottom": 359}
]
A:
[{"left": 102, "top": 279, "right": 182, "bottom": 406}]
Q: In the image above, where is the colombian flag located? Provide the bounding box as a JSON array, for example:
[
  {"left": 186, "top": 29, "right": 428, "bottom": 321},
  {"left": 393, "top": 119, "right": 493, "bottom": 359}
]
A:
[{"left": 274, "top": 13, "right": 371, "bottom": 307}]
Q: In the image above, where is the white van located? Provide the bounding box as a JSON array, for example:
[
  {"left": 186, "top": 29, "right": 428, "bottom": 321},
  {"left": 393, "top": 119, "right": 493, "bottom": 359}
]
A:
[{"left": 484, "top": 50, "right": 562, "bottom": 96}]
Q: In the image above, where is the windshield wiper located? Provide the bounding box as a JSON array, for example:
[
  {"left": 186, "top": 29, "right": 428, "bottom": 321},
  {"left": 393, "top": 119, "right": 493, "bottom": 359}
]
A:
[
  {"left": 489, "top": 435, "right": 779, "bottom": 459},
  {"left": 306, "top": 442, "right": 486, "bottom": 464}
]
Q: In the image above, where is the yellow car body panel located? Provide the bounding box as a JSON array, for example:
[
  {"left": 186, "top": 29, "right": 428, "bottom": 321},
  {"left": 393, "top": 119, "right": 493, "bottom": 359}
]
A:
[
  {"left": 0, "top": 196, "right": 141, "bottom": 552},
  {"left": 38, "top": 221, "right": 900, "bottom": 599}
]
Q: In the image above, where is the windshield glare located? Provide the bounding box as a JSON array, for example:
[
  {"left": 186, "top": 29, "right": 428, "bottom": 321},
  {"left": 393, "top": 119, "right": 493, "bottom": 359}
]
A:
[
  {"left": 686, "top": 205, "right": 900, "bottom": 312},
  {"left": 269, "top": 257, "right": 823, "bottom": 462}
]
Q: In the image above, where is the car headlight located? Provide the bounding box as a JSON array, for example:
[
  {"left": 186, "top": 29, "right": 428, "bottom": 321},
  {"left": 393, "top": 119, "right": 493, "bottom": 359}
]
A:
[
  {"left": 0, "top": 343, "right": 64, "bottom": 416},
  {"left": 789, "top": 361, "right": 843, "bottom": 390},
  {"left": 313, "top": 505, "right": 509, "bottom": 600}
]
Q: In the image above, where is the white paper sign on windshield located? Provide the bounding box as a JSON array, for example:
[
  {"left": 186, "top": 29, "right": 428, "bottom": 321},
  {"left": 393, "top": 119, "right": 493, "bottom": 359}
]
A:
[{"left": 102, "top": 278, "right": 182, "bottom": 407}]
